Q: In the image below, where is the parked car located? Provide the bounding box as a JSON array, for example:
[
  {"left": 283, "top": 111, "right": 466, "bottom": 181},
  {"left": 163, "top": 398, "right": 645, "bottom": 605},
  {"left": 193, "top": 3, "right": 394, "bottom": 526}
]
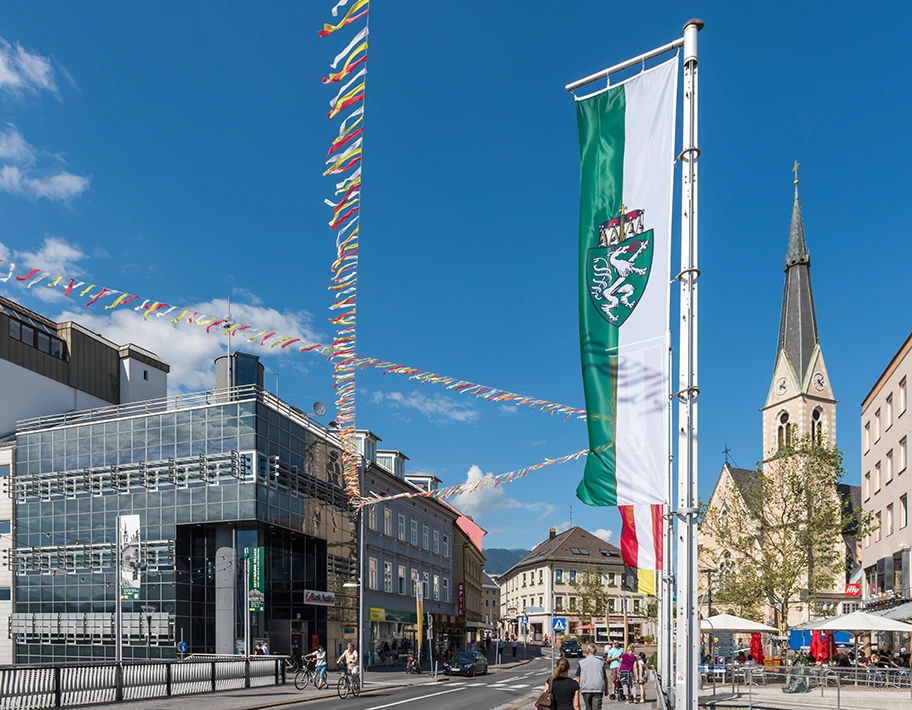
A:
[
  {"left": 561, "top": 640, "right": 584, "bottom": 658},
  {"left": 443, "top": 651, "right": 488, "bottom": 677}
]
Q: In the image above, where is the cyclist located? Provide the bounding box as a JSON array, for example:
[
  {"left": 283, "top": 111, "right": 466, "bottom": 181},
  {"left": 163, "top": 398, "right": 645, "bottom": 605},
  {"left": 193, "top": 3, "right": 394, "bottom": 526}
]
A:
[
  {"left": 338, "top": 642, "right": 360, "bottom": 683},
  {"left": 303, "top": 645, "right": 327, "bottom": 687}
]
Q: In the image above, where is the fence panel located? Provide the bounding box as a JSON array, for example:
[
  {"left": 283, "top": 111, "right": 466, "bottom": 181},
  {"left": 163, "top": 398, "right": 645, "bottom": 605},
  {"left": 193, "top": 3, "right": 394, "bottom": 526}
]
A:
[{"left": 0, "top": 657, "right": 288, "bottom": 710}]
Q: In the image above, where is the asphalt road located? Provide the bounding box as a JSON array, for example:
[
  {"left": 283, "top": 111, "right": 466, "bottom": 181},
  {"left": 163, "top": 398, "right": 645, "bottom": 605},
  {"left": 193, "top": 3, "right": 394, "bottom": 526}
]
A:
[{"left": 277, "top": 658, "right": 551, "bottom": 710}]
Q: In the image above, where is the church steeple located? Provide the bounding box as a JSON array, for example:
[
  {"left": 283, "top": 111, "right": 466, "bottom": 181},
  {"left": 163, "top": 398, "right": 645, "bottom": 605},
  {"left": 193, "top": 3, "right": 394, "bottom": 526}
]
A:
[{"left": 776, "top": 162, "right": 819, "bottom": 388}]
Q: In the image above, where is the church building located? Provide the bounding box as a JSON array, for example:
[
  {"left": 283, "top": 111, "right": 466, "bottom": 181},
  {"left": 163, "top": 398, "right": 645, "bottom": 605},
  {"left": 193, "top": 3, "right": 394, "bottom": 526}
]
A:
[{"left": 701, "top": 170, "right": 862, "bottom": 628}]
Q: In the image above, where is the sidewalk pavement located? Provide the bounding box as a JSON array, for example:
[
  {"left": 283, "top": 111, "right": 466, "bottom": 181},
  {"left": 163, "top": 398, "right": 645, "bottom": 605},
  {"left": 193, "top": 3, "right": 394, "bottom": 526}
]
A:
[{"left": 81, "top": 657, "right": 535, "bottom": 710}]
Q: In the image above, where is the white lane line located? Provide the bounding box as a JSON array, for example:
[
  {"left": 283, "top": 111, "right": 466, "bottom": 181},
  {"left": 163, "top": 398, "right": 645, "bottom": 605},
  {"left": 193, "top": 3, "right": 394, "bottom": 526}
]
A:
[
  {"left": 464, "top": 682, "right": 485, "bottom": 687},
  {"left": 362, "top": 687, "right": 463, "bottom": 710}
]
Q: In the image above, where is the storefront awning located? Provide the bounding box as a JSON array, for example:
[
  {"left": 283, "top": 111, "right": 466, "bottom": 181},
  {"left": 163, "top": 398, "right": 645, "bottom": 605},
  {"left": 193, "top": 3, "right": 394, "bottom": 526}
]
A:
[{"left": 466, "top": 621, "right": 494, "bottom": 630}]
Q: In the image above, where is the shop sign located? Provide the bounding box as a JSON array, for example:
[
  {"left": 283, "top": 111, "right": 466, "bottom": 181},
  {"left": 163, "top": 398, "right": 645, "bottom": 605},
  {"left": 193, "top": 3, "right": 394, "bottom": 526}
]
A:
[
  {"left": 508, "top": 608, "right": 517, "bottom": 618},
  {"left": 369, "top": 607, "right": 418, "bottom": 623},
  {"left": 844, "top": 583, "right": 861, "bottom": 597},
  {"left": 457, "top": 583, "right": 465, "bottom": 617},
  {"left": 304, "top": 590, "right": 336, "bottom": 606}
]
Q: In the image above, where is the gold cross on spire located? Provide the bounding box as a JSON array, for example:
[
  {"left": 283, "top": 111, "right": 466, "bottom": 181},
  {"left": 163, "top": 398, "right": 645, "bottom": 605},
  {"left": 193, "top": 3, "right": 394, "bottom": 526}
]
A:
[{"left": 792, "top": 160, "right": 800, "bottom": 186}]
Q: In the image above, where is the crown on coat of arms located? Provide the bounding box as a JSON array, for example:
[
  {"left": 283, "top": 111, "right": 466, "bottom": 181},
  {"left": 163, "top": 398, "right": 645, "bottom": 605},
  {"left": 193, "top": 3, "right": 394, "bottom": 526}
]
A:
[{"left": 598, "top": 206, "right": 645, "bottom": 247}]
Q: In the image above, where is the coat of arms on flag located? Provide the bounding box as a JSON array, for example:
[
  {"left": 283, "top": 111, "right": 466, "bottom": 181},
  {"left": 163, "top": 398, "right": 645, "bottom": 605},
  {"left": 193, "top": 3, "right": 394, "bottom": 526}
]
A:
[{"left": 587, "top": 207, "right": 653, "bottom": 327}]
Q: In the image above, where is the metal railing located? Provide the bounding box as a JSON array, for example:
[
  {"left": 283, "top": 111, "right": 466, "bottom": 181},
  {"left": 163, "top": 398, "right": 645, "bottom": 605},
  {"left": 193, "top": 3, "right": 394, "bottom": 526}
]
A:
[
  {"left": 698, "top": 663, "right": 912, "bottom": 709},
  {"left": 16, "top": 385, "right": 337, "bottom": 444},
  {"left": 0, "top": 656, "right": 287, "bottom": 710}
]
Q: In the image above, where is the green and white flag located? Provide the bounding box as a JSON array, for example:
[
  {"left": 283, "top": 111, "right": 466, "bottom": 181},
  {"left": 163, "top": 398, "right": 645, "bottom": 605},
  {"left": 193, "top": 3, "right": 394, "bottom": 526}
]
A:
[{"left": 575, "top": 58, "right": 677, "bottom": 507}]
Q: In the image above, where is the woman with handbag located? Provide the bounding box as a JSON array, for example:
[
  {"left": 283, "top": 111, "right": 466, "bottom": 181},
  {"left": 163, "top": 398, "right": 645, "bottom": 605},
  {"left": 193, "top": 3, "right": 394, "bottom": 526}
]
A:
[{"left": 537, "top": 657, "right": 580, "bottom": 710}]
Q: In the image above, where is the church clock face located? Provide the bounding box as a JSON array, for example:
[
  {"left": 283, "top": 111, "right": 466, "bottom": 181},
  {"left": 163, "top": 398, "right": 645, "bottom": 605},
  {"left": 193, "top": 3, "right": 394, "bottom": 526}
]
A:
[
  {"left": 776, "top": 377, "right": 788, "bottom": 395},
  {"left": 813, "top": 373, "right": 826, "bottom": 391}
]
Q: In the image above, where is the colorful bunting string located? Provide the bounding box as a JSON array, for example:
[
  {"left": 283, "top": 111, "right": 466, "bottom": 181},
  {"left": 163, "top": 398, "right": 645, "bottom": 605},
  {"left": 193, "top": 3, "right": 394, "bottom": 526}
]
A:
[
  {"left": 354, "top": 449, "right": 590, "bottom": 509},
  {"left": 319, "top": 0, "right": 370, "bottom": 500},
  {"left": 0, "top": 259, "right": 590, "bottom": 421}
]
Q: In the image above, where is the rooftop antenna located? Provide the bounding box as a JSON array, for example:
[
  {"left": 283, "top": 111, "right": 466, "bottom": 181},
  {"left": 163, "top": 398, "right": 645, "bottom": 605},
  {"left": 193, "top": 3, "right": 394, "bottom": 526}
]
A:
[
  {"left": 227, "top": 296, "right": 232, "bottom": 389},
  {"left": 568, "top": 505, "right": 573, "bottom": 526}
]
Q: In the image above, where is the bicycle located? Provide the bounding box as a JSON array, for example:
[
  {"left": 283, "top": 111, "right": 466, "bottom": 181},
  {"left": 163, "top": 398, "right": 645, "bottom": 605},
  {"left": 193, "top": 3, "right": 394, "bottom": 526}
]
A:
[
  {"left": 294, "top": 658, "right": 328, "bottom": 690},
  {"left": 337, "top": 663, "right": 361, "bottom": 699}
]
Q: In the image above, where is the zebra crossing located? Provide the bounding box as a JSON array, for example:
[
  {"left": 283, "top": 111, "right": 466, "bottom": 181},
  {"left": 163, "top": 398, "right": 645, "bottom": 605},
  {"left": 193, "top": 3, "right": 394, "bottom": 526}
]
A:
[{"left": 445, "top": 668, "right": 545, "bottom": 693}]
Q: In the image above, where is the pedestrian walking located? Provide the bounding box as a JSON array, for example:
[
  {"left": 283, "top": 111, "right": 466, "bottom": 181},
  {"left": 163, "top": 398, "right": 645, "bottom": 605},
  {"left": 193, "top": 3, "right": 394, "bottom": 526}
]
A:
[
  {"left": 254, "top": 642, "right": 263, "bottom": 655},
  {"left": 261, "top": 641, "right": 270, "bottom": 656},
  {"left": 512, "top": 639, "right": 517, "bottom": 658},
  {"left": 540, "top": 657, "right": 580, "bottom": 710},
  {"left": 636, "top": 652, "right": 648, "bottom": 704},
  {"left": 575, "top": 643, "right": 610, "bottom": 710},
  {"left": 618, "top": 645, "right": 637, "bottom": 704}
]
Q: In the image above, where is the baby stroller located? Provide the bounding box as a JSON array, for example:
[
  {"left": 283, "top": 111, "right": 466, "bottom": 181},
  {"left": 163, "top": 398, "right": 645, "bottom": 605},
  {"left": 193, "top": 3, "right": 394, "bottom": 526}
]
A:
[{"left": 609, "top": 668, "right": 630, "bottom": 702}]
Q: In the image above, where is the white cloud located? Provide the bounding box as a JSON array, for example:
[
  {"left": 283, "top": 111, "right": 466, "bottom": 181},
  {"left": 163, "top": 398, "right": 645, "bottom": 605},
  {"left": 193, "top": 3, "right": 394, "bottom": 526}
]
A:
[
  {"left": 0, "top": 38, "right": 60, "bottom": 98},
  {"left": 15, "top": 234, "right": 88, "bottom": 272},
  {"left": 498, "top": 404, "right": 519, "bottom": 416},
  {"left": 0, "top": 125, "right": 89, "bottom": 203},
  {"left": 0, "top": 240, "right": 10, "bottom": 262},
  {"left": 452, "top": 464, "right": 555, "bottom": 520},
  {"left": 54, "top": 296, "right": 325, "bottom": 394},
  {"left": 552, "top": 521, "right": 613, "bottom": 544},
  {"left": 370, "top": 390, "right": 479, "bottom": 424},
  {"left": 555, "top": 520, "right": 573, "bottom": 534},
  {"left": 0, "top": 124, "right": 35, "bottom": 164}
]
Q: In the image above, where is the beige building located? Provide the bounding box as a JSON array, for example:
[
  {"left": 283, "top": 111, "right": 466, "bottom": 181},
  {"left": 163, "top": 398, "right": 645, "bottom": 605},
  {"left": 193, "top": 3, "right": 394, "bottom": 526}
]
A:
[
  {"left": 702, "top": 179, "right": 859, "bottom": 628},
  {"left": 861, "top": 333, "right": 912, "bottom": 599},
  {"left": 482, "top": 572, "right": 500, "bottom": 629},
  {"left": 498, "top": 526, "right": 647, "bottom": 644}
]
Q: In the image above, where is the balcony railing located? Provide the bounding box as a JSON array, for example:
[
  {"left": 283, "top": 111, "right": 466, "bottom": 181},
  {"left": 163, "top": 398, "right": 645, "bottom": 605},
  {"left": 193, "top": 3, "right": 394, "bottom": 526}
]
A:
[{"left": 16, "top": 385, "right": 342, "bottom": 447}]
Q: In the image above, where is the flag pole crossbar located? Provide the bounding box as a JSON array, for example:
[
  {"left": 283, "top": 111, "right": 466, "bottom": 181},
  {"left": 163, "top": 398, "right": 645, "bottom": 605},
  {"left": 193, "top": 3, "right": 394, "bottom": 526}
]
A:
[{"left": 565, "top": 38, "right": 685, "bottom": 92}]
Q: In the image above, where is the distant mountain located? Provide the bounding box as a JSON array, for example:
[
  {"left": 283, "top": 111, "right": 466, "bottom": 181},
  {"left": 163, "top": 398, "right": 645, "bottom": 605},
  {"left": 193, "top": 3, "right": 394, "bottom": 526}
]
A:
[{"left": 483, "top": 548, "right": 530, "bottom": 574}]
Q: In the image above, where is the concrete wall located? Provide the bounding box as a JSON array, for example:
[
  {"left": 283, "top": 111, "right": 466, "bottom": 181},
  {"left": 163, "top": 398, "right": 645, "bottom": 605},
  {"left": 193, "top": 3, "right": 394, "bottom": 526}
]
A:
[
  {"left": 119, "top": 356, "right": 167, "bottom": 404},
  {"left": 0, "top": 359, "right": 112, "bottom": 436}
]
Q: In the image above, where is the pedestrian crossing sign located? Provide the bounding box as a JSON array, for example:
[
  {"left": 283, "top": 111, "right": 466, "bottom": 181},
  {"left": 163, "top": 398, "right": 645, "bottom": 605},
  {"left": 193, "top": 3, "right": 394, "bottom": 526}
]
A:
[{"left": 552, "top": 617, "right": 567, "bottom": 632}]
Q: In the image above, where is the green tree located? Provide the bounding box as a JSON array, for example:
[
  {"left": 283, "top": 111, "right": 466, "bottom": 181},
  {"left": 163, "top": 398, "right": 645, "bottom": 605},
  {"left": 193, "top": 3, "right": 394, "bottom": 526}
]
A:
[
  {"left": 700, "top": 434, "right": 872, "bottom": 634},
  {"left": 570, "top": 565, "right": 610, "bottom": 620}
]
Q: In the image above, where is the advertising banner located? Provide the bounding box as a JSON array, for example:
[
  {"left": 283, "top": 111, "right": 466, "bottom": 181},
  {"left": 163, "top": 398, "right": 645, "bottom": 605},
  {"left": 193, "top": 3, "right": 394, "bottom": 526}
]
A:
[
  {"left": 119, "top": 515, "right": 141, "bottom": 601},
  {"left": 248, "top": 546, "right": 265, "bottom": 612}
]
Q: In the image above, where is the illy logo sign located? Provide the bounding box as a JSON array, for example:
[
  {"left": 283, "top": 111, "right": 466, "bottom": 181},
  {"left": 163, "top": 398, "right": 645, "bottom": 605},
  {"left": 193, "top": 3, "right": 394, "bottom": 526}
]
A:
[{"left": 844, "top": 583, "right": 861, "bottom": 597}]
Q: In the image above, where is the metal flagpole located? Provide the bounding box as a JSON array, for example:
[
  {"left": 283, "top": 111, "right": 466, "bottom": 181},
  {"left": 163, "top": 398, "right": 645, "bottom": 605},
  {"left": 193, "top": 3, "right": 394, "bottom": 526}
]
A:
[
  {"left": 675, "top": 19, "right": 704, "bottom": 710},
  {"left": 115, "top": 514, "right": 123, "bottom": 663},
  {"left": 659, "top": 335, "right": 674, "bottom": 692},
  {"left": 563, "top": 20, "right": 704, "bottom": 707}
]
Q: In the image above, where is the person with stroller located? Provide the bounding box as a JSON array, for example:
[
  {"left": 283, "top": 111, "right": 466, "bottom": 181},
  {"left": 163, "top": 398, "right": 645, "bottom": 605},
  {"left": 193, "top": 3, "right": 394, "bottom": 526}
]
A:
[{"left": 617, "top": 645, "right": 639, "bottom": 704}]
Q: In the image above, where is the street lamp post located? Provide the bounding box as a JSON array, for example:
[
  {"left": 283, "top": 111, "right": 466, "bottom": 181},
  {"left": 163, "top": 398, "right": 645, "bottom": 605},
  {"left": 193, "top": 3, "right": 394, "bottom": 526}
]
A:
[{"left": 343, "top": 506, "right": 365, "bottom": 686}]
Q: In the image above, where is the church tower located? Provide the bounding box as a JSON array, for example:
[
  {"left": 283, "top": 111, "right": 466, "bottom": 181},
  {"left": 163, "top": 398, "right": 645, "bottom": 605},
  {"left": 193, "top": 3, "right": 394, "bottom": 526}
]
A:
[{"left": 762, "top": 165, "right": 837, "bottom": 458}]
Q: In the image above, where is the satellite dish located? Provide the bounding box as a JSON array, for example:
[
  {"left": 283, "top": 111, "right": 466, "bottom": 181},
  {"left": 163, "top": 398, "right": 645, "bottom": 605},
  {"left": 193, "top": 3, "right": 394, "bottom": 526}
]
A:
[{"left": 313, "top": 402, "right": 327, "bottom": 417}]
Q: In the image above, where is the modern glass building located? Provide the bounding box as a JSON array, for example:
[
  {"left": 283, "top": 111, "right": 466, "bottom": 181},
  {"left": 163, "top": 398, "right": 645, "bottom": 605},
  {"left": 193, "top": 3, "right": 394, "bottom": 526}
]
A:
[{"left": 10, "top": 352, "right": 356, "bottom": 664}]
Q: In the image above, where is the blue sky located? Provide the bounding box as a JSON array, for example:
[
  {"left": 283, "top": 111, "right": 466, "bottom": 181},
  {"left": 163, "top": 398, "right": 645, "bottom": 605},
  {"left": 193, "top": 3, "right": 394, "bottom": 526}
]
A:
[{"left": 0, "top": 1, "right": 910, "bottom": 550}]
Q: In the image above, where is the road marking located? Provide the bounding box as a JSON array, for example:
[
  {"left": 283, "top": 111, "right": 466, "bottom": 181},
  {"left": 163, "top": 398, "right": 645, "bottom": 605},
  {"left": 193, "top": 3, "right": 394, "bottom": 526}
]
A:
[{"left": 362, "top": 687, "right": 463, "bottom": 710}]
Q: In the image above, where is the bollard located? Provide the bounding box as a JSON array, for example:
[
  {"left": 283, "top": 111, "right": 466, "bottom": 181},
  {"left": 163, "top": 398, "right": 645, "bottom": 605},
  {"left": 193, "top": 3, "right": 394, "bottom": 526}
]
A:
[
  {"left": 54, "top": 665, "right": 62, "bottom": 708},
  {"left": 211, "top": 661, "right": 216, "bottom": 692},
  {"left": 747, "top": 667, "right": 752, "bottom": 710},
  {"left": 115, "top": 663, "right": 124, "bottom": 702},
  {"left": 245, "top": 657, "right": 251, "bottom": 689},
  {"left": 166, "top": 662, "right": 172, "bottom": 696},
  {"left": 837, "top": 671, "right": 841, "bottom": 710}
]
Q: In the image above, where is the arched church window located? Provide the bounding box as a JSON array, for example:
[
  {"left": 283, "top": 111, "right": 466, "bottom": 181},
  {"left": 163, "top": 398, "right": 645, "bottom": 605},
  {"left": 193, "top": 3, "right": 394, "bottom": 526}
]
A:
[
  {"left": 812, "top": 408, "right": 823, "bottom": 446},
  {"left": 778, "top": 412, "right": 791, "bottom": 450}
]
